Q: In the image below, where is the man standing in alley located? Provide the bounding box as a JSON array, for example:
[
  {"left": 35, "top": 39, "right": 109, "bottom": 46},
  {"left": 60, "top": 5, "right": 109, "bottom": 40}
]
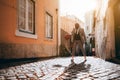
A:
[{"left": 71, "top": 23, "right": 86, "bottom": 62}]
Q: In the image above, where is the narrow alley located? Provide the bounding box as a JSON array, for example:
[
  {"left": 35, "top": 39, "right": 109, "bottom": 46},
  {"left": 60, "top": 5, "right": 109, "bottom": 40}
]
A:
[{"left": 0, "top": 0, "right": 120, "bottom": 80}]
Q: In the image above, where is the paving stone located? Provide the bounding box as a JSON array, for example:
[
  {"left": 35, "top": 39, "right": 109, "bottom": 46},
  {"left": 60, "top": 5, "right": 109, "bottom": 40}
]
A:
[
  {"left": 0, "top": 76, "right": 5, "bottom": 80},
  {"left": 82, "top": 78, "right": 94, "bottom": 80},
  {"left": 96, "top": 76, "right": 109, "bottom": 80},
  {"left": 0, "top": 70, "right": 6, "bottom": 74},
  {"left": 114, "top": 77, "right": 120, "bottom": 80},
  {"left": 0, "top": 73, "right": 6, "bottom": 76},
  {"left": 25, "top": 73, "right": 38, "bottom": 80},
  {"left": 5, "top": 74, "right": 16, "bottom": 79},
  {"left": 6, "top": 76, "right": 17, "bottom": 80},
  {"left": 108, "top": 73, "right": 120, "bottom": 79},
  {"left": 18, "top": 79, "right": 27, "bottom": 80},
  {"left": 16, "top": 73, "right": 26, "bottom": 79},
  {"left": 35, "top": 73, "right": 43, "bottom": 78},
  {"left": 72, "top": 79, "right": 81, "bottom": 80},
  {"left": 17, "top": 75, "right": 27, "bottom": 79}
]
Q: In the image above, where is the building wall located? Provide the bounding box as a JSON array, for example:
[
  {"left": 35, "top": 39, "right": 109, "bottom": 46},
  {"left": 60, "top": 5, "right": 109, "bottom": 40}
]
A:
[
  {"left": 95, "top": 0, "right": 117, "bottom": 59},
  {"left": 85, "top": 10, "right": 95, "bottom": 45},
  {"left": 0, "top": 0, "right": 59, "bottom": 59},
  {"left": 85, "top": 10, "right": 95, "bottom": 36}
]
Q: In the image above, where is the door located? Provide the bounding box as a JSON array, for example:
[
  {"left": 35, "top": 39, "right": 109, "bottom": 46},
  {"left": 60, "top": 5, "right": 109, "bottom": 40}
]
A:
[{"left": 114, "top": 1, "right": 120, "bottom": 58}]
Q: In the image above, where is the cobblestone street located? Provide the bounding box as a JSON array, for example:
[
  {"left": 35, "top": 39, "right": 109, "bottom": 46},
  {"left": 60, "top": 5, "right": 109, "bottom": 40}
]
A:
[{"left": 0, "top": 57, "right": 120, "bottom": 80}]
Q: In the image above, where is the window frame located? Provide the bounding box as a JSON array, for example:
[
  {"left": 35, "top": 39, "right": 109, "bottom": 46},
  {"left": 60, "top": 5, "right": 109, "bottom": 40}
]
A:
[
  {"left": 18, "top": 0, "right": 35, "bottom": 34},
  {"left": 16, "top": 0, "right": 37, "bottom": 39},
  {"left": 45, "top": 12, "right": 53, "bottom": 39}
]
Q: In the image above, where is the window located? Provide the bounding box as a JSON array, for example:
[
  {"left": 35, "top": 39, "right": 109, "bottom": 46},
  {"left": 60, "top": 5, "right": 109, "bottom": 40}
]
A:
[
  {"left": 45, "top": 12, "right": 53, "bottom": 39},
  {"left": 18, "top": 0, "right": 35, "bottom": 34}
]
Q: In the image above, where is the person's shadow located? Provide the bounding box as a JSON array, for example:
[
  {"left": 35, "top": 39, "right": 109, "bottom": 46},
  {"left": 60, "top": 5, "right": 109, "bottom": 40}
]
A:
[{"left": 59, "top": 60, "right": 91, "bottom": 79}]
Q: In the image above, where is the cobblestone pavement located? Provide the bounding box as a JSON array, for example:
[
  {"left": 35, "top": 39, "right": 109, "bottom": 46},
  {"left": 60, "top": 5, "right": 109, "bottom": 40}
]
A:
[{"left": 0, "top": 57, "right": 120, "bottom": 80}]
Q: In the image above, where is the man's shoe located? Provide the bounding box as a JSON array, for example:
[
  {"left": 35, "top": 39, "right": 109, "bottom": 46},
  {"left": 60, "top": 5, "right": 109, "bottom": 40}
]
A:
[{"left": 71, "top": 59, "right": 74, "bottom": 63}]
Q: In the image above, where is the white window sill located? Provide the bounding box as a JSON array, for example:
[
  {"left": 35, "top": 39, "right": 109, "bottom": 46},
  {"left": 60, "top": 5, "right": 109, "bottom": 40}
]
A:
[
  {"left": 44, "top": 38, "right": 54, "bottom": 41},
  {"left": 15, "top": 30, "right": 38, "bottom": 39}
]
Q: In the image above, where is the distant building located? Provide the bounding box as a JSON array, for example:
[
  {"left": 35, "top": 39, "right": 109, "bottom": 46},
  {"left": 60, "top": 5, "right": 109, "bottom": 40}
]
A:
[
  {"left": 84, "top": 10, "right": 95, "bottom": 42},
  {"left": 0, "top": 0, "right": 59, "bottom": 59}
]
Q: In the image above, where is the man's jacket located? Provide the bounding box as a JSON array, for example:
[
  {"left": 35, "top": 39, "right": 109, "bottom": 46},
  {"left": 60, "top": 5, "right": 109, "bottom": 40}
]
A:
[{"left": 71, "top": 28, "right": 86, "bottom": 45}]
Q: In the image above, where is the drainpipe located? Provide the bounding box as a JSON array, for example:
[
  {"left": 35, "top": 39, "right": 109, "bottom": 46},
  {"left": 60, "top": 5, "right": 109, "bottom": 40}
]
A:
[{"left": 56, "top": 8, "right": 60, "bottom": 57}]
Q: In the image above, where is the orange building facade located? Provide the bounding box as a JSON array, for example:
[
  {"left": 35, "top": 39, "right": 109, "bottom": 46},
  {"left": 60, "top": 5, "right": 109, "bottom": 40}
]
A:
[{"left": 0, "top": 0, "right": 59, "bottom": 59}]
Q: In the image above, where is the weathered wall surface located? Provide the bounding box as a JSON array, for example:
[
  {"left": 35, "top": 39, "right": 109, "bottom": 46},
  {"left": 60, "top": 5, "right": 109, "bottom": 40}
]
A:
[
  {"left": 0, "top": 43, "right": 57, "bottom": 59},
  {"left": 95, "top": 0, "right": 117, "bottom": 59}
]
